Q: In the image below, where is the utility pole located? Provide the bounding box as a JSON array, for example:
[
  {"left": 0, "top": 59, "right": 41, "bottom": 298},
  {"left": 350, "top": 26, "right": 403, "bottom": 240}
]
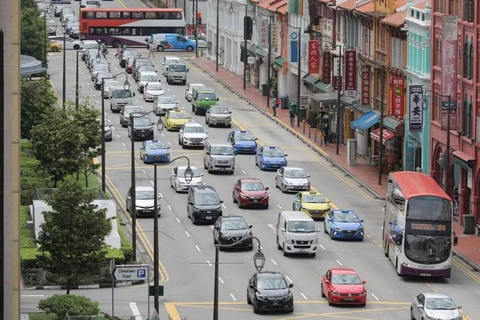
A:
[
  {"left": 296, "top": 27, "right": 301, "bottom": 126},
  {"left": 216, "top": 0, "right": 219, "bottom": 72},
  {"left": 378, "top": 69, "right": 385, "bottom": 185},
  {"left": 130, "top": 115, "right": 137, "bottom": 261},
  {"left": 335, "top": 48, "right": 343, "bottom": 155},
  {"left": 243, "top": 2, "right": 248, "bottom": 90},
  {"left": 266, "top": 16, "right": 272, "bottom": 108}
]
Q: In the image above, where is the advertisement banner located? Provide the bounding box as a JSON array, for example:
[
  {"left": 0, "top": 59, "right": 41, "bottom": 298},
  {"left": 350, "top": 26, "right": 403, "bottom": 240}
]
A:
[
  {"left": 333, "top": 76, "right": 340, "bottom": 91},
  {"left": 271, "top": 25, "right": 278, "bottom": 48},
  {"left": 308, "top": 40, "right": 320, "bottom": 74},
  {"left": 344, "top": 50, "right": 357, "bottom": 91},
  {"left": 391, "top": 77, "right": 405, "bottom": 117},
  {"left": 290, "top": 41, "right": 298, "bottom": 63},
  {"left": 322, "top": 52, "right": 331, "bottom": 84},
  {"left": 408, "top": 85, "right": 424, "bottom": 131},
  {"left": 441, "top": 15, "right": 458, "bottom": 111},
  {"left": 361, "top": 67, "right": 370, "bottom": 106}
]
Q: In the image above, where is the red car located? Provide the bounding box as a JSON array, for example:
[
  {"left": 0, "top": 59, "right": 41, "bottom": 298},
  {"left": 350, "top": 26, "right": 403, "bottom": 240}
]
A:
[
  {"left": 126, "top": 57, "right": 134, "bottom": 74},
  {"left": 232, "top": 178, "right": 269, "bottom": 208},
  {"left": 321, "top": 268, "right": 367, "bottom": 306}
]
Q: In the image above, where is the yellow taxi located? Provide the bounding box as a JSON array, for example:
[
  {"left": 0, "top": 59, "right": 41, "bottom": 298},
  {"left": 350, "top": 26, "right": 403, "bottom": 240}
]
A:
[
  {"left": 292, "top": 191, "right": 331, "bottom": 220},
  {"left": 163, "top": 109, "right": 190, "bottom": 131},
  {"left": 47, "top": 40, "right": 63, "bottom": 52}
]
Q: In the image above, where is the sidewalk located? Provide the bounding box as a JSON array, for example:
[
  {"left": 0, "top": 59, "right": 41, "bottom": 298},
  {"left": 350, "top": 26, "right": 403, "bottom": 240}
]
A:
[{"left": 188, "top": 56, "right": 480, "bottom": 271}]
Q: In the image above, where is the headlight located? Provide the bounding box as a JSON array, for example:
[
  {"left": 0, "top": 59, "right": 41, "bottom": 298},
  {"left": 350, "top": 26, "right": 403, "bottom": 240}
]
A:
[
  {"left": 255, "top": 293, "right": 266, "bottom": 300},
  {"left": 220, "top": 233, "right": 230, "bottom": 240},
  {"left": 334, "top": 227, "right": 341, "bottom": 231},
  {"left": 312, "top": 239, "right": 318, "bottom": 244},
  {"left": 332, "top": 291, "right": 338, "bottom": 295},
  {"left": 286, "top": 239, "right": 294, "bottom": 244},
  {"left": 359, "top": 291, "right": 367, "bottom": 296}
]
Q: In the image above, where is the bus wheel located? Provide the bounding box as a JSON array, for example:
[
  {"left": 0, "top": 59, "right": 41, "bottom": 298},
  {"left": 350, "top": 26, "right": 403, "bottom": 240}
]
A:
[
  {"left": 157, "top": 45, "right": 165, "bottom": 52},
  {"left": 112, "top": 40, "right": 121, "bottom": 48},
  {"left": 395, "top": 258, "right": 400, "bottom": 275},
  {"left": 186, "top": 46, "right": 194, "bottom": 52},
  {"left": 384, "top": 240, "right": 389, "bottom": 257}
]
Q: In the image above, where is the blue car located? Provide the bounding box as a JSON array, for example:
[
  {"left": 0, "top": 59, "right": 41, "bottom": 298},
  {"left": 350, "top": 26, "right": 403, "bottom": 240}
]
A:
[
  {"left": 227, "top": 130, "right": 257, "bottom": 154},
  {"left": 255, "top": 146, "right": 288, "bottom": 170},
  {"left": 139, "top": 140, "right": 171, "bottom": 164},
  {"left": 324, "top": 210, "right": 364, "bottom": 241}
]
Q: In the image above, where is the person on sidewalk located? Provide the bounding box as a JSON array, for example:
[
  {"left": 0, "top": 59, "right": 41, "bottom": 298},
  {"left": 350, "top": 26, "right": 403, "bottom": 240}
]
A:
[
  {"left": 271, "top": 96, "right": 277, "bottom": 117},
  {"left": 322, "top": 122, "right": 329, "bottom": 146},
  {"left": 289, "top": 109, "right": 295, "bottom": 127}
]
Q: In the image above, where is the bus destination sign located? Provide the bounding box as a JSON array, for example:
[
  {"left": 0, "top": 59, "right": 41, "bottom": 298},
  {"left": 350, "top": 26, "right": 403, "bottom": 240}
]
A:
[{"left": 406, "top": 220, "right": 451, "bottom": 236}]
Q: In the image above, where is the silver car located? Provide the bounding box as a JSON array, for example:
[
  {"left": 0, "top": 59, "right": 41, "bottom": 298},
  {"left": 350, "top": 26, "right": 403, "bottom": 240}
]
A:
[
  {"left": 120, "top": 105, "right": 143, "bottom": 127},
  {"left": 205, "top": 105, "right": 232, "bottom": 127},
  {"left": 411, "top": 293, "right": 462, "bottom": 320},
  {"left": 126, "top": 186, "right": 161, "bottom": 217},
  {"left": 185, "top": 83, "right": 205, "bottom": 101},
  {"left": 153, "top": 96, "right": 178, "bottom": 116},
  {"left": 275, "top": 167, "right": 311, "bottom": 193},
  {"left": 170, "top": 166, "right": 204, "bottom": 193}
]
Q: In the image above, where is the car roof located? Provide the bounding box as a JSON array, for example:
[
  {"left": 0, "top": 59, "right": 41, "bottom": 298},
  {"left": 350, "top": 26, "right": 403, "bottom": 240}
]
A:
[
  {"left": 136, "top": 186, "right": 153, "bottom": 191},
  {"left": 239, "top": 178, "right": 262, "bottom": 183},
  {"left": 332, "top": 210, "right": 356, "bottom": 215},
  {"left": 191, "top": 185, "right": 216, "bottom": 193},
  {"left": 257, "top": 271, "right": 285, "bottom": 278},
  {"left": 284, "top": 167, "right": 304, "bottom": 171},
  {"left": 330, "top": 268, "right": 358, "bottom": 275},
  {"left": 168, "top": 109, "right": 186, "bottom": 113},
  {"left": 423, "top": 292, "right": 452, "bottom": 299},
  {"left": 140, "top": 71, "right": 157, "bottom": 75},
  {"left": 184, "top": 122, "right": 202, "bottom": 127}
]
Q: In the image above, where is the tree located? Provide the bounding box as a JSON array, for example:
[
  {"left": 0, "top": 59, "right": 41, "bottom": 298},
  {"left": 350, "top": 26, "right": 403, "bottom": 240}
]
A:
[
  {"left": 21, "top": 78, "right": 57, "bottom": 139},
  {"left": 30, "top": 108, "right": 84, "bottom": 187},
  {"left": 21, "top": 7, "right": 47, "bottom": 66},
  {"left": 36, "top": 178, "right": 112, "bottom": 294},
  {"left": 38, "top": 294, "right": 100, "bottom": 318},
  {"left": 71, "top": 102, "right": 102, "bottom": 187},
  {"left": 21, "top": 0, "right": 38, "bottom": 9}
]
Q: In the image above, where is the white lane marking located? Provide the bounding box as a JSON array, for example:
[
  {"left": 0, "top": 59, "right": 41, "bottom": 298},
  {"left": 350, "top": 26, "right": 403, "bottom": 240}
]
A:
[
  {"left": 167, "top": 205, "right": 172, "bottom": 210},
  {"left": 122, "top": 142, "right": 126, "bottom": 147},
  {"left": 207, "top": 260, "right": 212, "bottom": 267},
  {"left": 221, "top": 203, "right": 226, "bottom": 209},
  {"left": 379, "top": 226, "right": 383, "bottom": 229},
  {"left": 270, "top": 258, "right": 277, "bottom": 266},
  {"left": 159, "top": 192, "right": 163, "bottom": 198},
  {"left": 230, "top": 293, "right": 237, "bottom": 301},
  {"left": 129, "top": 302, "right": 142, "bottom": 317},
  {"left": 161, "top": 133, "right": 164, "bottom": 137},
  {"left": 241, "top": 170, "right": 246, "bottom": 174},
  {"left": 150, "top": 181, "right": 154, "bottom": 186},
  {"left": 285, "top": 275, "right": 292, "bottom": 283},
  {"left": 135, "top": 100, "right": 139, "bottom": 103},
  {"left": 195, "top": 245, "right": 201, "bottom": 252},
  {"left": 185, "top": 231, "right": 191, "bottom": 237},
  {"left": 167, "top": 141, "right": 171, "bottom": 145},
  {"left": 176, "top": 217, "right": 181, "bottom": 223},
  {"left": 300, "top": 292, "right": 308, "bottom": 300},
  {"left": 371, "top": 293, "right": 380, "bottom": 301},
  {"left": 268, "top": 224, "right": 276, "bottom": 232},
  {"left": 219, "top": 277, "right": 224, "bottom": 284},
  {"left": 319, "top": 244, "right": 326, "bottom": 250},
  {"left": 172, "top": 94, "right": 175, "bottom": 97},
  {"left": 277, "top": 204, "right": 282, "bottom": 209},
  {"left": 336, "top": 260, "right": 343, "bottom": 267},
  {"left": 142, "top": 170, "right": 147, "bottom": 175},
  {"left": 116, "top": 134, "right": 120, "bottom": 138}
]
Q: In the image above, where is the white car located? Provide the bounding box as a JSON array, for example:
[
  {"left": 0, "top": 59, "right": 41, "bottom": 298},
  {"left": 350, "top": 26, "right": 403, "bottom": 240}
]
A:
[
  {"left": 185, "top": 83, "right": 205, "bottom": 101},
  {"left": 102, "top": 80, "right": 120, "bottom": 98},
  {"left": 153, "top": 96, "right": 178, "bottom": 116},
  {"left": 162, "top": 56, "right": 181, "bottom": 76},
  {"left": 275, "top": 167, "right": 311, "bottom": 193},
  {"left": 126, "top": 186, "right": 161, "bottom": 217},
  {"left": 178, "top": 122, "right": 208, "bottom": 148},
  {"left": 170, "top": 166, "right": 204, "bottom": 193},
  {"left": 48, "top": 35, "right": 83, "bottom": 50},
  {"left": 411, "top": 293, "right": 462, "bottom": 320},
  {"left": 143, "top": 82, "right": 165, "bottom": 101}
]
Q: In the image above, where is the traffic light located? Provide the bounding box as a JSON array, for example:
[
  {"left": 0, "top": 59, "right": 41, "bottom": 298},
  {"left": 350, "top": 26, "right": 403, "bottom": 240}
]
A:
[
  {"left": 196, "top": 12, "right": 202, "bottom": 25},
  {"left": 244, "top": 16, "right": 253, "bottom": 40}
]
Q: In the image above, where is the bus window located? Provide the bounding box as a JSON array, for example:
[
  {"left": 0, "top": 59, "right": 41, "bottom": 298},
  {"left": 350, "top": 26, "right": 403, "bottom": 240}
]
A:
[
  {"left": 158, "top": 12, "right": 168, "bottom": 19},
  {"left": 109, "top": 28, "right": 120, "bottom": 35},
  {"left": 119, "top": 28, "right": 131, "bottom": 35},
  {"left": 84, "top": 12, "right": 95, "bottom": 19},
  {"left": 95, "top": 12, "right": 108, "bottom": 19},
  {"left": 132, "top": 12, "right": 144, "bottom": 19},
  {"left": 109, "top": 12, "right": 121, "bottom": 19},
  {"left": 145, "top": 12, "right": 157, "bottom": 19},
  {"left": 174, "top": 12, "right": 182, "bottom": 19},
  {"left": 122, "top": 12, "right": 131, "bottom": 18}
]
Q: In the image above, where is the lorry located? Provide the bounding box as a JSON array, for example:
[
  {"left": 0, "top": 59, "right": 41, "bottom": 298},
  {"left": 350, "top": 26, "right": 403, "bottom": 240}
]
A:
[
  {"left": 191, "top": 87, "right": 218, "bottom": 115},
  {"left": 166, "top": 63, "right": 189, "bottom": 85},
  {"left": 109, "top": 87, "right": 135, "bottom": 112}
]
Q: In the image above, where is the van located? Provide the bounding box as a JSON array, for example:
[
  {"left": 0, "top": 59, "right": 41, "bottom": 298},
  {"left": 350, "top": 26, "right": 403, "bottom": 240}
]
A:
[
  {"left": 148, "top": 33, "right": 196, "bottom": 52},
  {"left": 276, "top": 211, "right": 319, "bottom": 257},
  {"left": 191, "top": 87, "right": 218, "bottom": 115},
  {"left": 204, "top": 140, "right": 235, "bottom": 174},
  {"left": 166, "top": 63, "right": 189, "bottom": 85},
  {"left": 187, "top": 185, "right": 223, "bottom": 224},
  {"left": 162, "top": 56, "right": 181, "bottom": 76},
  {"left": 109, "top": 87, "right": 135, "bottom": 112}
]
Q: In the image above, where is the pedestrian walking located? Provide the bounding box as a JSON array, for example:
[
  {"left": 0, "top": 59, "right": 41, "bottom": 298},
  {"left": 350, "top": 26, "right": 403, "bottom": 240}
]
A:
[
  {"left": 289, "top": 110, "right": 295, "bottom": 127},
  {"left": 147, "top": 39, "right": 155, "bottom": 58},
  {"left": 121, "top": 42, "right": 126, "bottom": 54},
  {"left": 271, "top": 96, "right": 277, "bottom": 117},
  {"left": 322, "top": 122, "right": 329, "bottom": 146}
]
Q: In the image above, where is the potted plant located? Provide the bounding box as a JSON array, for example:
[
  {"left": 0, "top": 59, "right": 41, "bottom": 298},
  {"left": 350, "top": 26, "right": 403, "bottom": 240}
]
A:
[
  {"left": 269, "top": 76, "right": 278, "bottom": 98},
  {"left": 307, "top": 110, "right": 318, "bottom": 128}
]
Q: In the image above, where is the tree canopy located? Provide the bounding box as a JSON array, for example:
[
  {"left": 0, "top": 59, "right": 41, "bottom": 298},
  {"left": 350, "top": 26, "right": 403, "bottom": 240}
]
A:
[{"left": 21, "top": 5, "right": 46, "bottom": 66}]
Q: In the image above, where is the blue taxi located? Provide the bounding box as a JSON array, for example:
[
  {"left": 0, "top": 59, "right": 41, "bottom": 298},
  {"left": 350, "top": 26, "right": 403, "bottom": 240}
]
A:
[
  {"left": 139, "top": 140, "right": 171, "bottom": 164},
  {"left": 324, "top": 210, "right": 364, "bottom": 241},
  {"left": 255, "top": 146, "right": 288, "bottom": 170},
  {"left": 227, "top": 130, "right": 257, "bottom": 154}
]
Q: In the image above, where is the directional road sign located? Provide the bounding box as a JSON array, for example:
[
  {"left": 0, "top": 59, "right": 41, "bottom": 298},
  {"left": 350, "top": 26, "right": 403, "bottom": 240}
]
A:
[{"left": 112, "top": 265, "right": 149, "bottom": 281}]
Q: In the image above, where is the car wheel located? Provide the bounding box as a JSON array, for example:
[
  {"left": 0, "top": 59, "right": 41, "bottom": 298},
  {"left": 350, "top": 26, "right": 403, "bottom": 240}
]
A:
[
  {"left": 277, "top": 237, "right": 281, "bottom": 250},
  {"left": 182, "top": 142, "right": 186, "bottom": 149},
  {"left": 157, "top": 45, "right": 164, "bottom": 52},
  {"left": 281, "top": 183, "right": 287, "bottom": 193},
  {"left": 324, "top": 222, "right": 327, "bottom": 233},
  {"left": 232, "top": 193, "right": 237, "bottom": 203},
  {"left": 192, "top": 213, "right": 197, "bottom": 225},
  {"left": 253, "top": 299, "right": 260, "bottom": 314},
  {"left": 282, "top": 243, "right": 287, "bottom": 256},
  {"left": 204, "top": 160, "right": 207, "bottom": 169},
  {"left": 178, "top": 136, "right": 182, "bottom": 145},
  {"left": 410, "top": 308, "right": 415, "bottom": 320},
  {"left": 192, "top": 105, "right": 195, "bottom": 112},
  {"left": 52, "top": 47, "right": 58, "bottom": 52},
  {"left": 247, "top": 292, "right": 252, "bottom": 305},
  {"left": 73, "top": 44, "right": 80, "bottom": 50},
  {"left": 186, "top": 46, "right": 194, "bottom": 52},
  {"left": 384, "top": 240, "right": 389, "bottom": 257},
  {"left": 205, "top": 117, "right": 208, "bottom": 124},
  {"left": 182, "top": 80, "right": 186, "bottom": 85},
  {"left": 328, "top": 293, "right": 333, "bottom": 306},
  {"left": 213, "top": 236, "right": 218, "bottom": 245},
  {"left": 321, "top": 284, "right": 325, "bottom": 297}
]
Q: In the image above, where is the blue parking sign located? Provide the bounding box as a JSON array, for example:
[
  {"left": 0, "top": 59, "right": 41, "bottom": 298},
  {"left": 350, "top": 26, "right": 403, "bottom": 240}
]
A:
[{"left": 137, "top": 268, "right": 147, "bottom": 279}]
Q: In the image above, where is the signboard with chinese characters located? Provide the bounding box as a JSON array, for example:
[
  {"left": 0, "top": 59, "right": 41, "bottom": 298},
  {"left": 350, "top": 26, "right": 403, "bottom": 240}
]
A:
[
  {"left": 408, "top": 85, "right": 423, "bottom": 131},
  {"left": 391, "top": 77, "right": 405, "bottom": 117},
  {"left": 440, "top": 110, "right": 457, "bottom": 130},
  {"left": 271, "top": 25, "right": 278, "bottom": 48},
  {"left": 344, "top": 50, "right": 357, "bottom": 91},
  {"left": 308, "top": 40, "right": 320, "bottom": 74},
  {"left": 333, "top": 76, "right": 341, "bottom": 91},
  {"left": 361, "top": 67, "right": 370, "bottom": 106},
  {"left": 441, "top": 15, "right": 458, "bottom": 107},
  {"left": 258, "top": 18, "right": 268, "bottom": 47},
  {"left": 322, "top": 52, "right": 331, "bottom": 84},
  {"left": 332, "top": 57, "right": 341, "bottom": 90}
]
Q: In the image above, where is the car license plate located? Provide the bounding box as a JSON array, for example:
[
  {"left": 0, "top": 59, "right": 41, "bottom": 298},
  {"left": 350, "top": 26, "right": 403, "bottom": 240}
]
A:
[
  {"left": 345, "top": 298, "right": 355, "bottom": 301},
  {"left": 253, "top": 200, "right": 258, "bottom": 203},
  {"left": 206, "top": 216, "right": 212, "bottom": 220}
]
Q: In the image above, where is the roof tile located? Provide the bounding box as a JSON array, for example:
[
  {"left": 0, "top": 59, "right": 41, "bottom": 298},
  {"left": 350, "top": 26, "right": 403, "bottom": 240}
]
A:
[
  {"left": 338, "top": 0, "right": 357, "bottom": 10},
  {"left": 381, "top": 10, "right": 407, "bottom": 26},
  {"left": 356, "top": 1, "right": 374, "bottom": 13},
  {"left": 276, "top": 4, "right": 287, "bottom": 14}
]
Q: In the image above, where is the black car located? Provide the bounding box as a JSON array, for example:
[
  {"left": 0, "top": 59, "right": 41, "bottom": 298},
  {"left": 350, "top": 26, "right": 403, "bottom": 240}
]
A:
[
  {"left": 127, "top": 115, "right": 154, "bottom": 141},
  {"left": 213, "top": 216, "right": 253, "bottom": 250},
  {"left": 119, "top": 50, "right": 140, "bottom": 68},
  {"left": 187, "top": 185, "right": 223, "bottom": 224},
  {"left": 247, "top": 271, "right": 294, "bottom": 314}
]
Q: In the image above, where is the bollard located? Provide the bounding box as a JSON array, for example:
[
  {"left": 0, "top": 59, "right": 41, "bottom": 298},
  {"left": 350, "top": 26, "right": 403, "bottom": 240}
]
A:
[
  {"left": 308, "top": 125, "right": 312, "bottom": 138},
  {"left": 302, "top": 121, "right": 306, "bottom": 134},
  {"left": 313, "top": 129, "right": 317, "bottom": 142}
]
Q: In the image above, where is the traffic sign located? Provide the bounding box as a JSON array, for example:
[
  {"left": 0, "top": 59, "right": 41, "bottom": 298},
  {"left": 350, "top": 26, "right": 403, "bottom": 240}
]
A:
[
  {"left": 112, "top": 265, "right": 149, "bottom": 281},
  {"left": 149, "top": 285, "right": 164, "bottom": 296},
  {"left": 290, "top": 32, "right": 298, "bottom": 40}
]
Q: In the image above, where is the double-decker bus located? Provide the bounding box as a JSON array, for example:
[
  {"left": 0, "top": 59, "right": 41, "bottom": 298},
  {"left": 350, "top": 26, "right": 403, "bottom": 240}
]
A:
[
  {"left": 79, "top": 8, "right": 186, "bottom": 47},
  {"left": 383, "top": 172, "right": 458, "bottom": 278}
]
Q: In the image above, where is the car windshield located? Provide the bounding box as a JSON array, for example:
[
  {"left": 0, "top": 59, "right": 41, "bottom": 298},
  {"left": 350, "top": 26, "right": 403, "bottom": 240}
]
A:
[
  {"left": 236, "top": 132, "right": 255, "bottom": 141},
  {"left": 94, "top": 65, "right": 108, "bottom": 71},
  {"left": 139, "top": 66, "right": 155, "bottom": 72},
  {"left": 84, "top": 43, "right": 98, "bottom": 49},
  {"left": 284, "top": 169, "right": 307, "bottom": 178},
  {"left": 196, "top": 193, "right": 219, "bottom": 205},
  {"left": 169, "top": 64, "right": 187, "bottom": 72},
  {"left": 147, "top": 83, "right": 163, "bottom": 90},
  {"left": 287, "top": 221, "right": 316, "bottom": 233},
  {"left": 257, "top": 277, "right": 288, "bottom": 290},
  {"left": 426, "top": 298, "right": 457, "bottom": 310},
  {"left": 177, "top": 167, "right": 201, "bottom": 177},
  {"left": 145, "top": 141, "right": 167, "bottom": 150},
  {"left": 105, "top": 81, "right": 119, "bottom": 88},
  {"left": 97, "top": 73, "right": 112, "bottom": 80},
  {"left": 112, "top": 90, "right": 132, "bottom": 99},
  {"left": 166, "top": 59, "right": 181, "bottom": 65},
  {"left": 136, "top": 190, "right": 154, "bottom": 200},
  {"left": 303, "top": 194, "right": 326, "bottom": 203},
  {"left": 263, "top": 148, "right": 284, "bottom": 157},
  {"left": 141, "top": 75, "right": 158, "bottom": 82},
  {"left": 184, "top": 126, "right": 204, "bottom": 133},
  {"left": 241, "top": 182, "right": 264, "bottom": 191},
  {"left": 169, "top": 112, "right": 188, "bottom": 119},
  {"left": 211, "top": 107, "right": 229, "bottom": 114},
  {"left": 331, "top": 274, "right": 362, "bottom": 285},
  {"left": 334, "top": 213, "right": 360, "bottom": 222},
  {"left": 198, "top": 93, "right": 216, "bottom": 100},
  {"left": 221, "top": 219, "right": 248, "bottom": 230},
  {"left": 137, "top": 60, "right": 153, "bottom": 67},
  {"left": 124, "top": 107, "right": 142, "bottom": 115},
  {"left": 211, "top": 146, "right": 234, "bottom": 155},
  {"left": 134, "top": 117, "right": 152, "bottom": 126},
  {"left": 123, "top": 51, "right": 139, "bottom": 59},
  {"left": 157, "top": 97, "right": 176, "bottom": 104}
]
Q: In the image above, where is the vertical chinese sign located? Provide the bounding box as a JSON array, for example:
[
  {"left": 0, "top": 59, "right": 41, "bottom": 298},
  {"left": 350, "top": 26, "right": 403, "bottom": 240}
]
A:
[
  {"left": 441, "top": 15, "right": 458, "bottom": 130},
  {"left": 258, "top": 18, "right": 268, "bottom": 47},
  {"left": 391, "top": 78, "right": 405, "bottom": 117},
  {"left": 322, "top": 52, "right": 331, "bottom": 84},
  {"left": 308, "top": 40, "right": 320, "bottom": 74},
  {"left": 361, "top": 67, "right": 370, "bottom": 106},
  {"left": 344, "top": 50, "right": 357, "bottom": 92},
  {"left": 332, "top": 57, "right": 341, "bottom": 90},
  {"left": 408, "top": 85, "right": 423, "bottom": 131}
]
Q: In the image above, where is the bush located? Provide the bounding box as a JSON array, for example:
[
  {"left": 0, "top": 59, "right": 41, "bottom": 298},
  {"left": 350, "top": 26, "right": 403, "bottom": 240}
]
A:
[
  {"left": 21, "top": 141, "right": 51, "bottom": 206},
  {"left": 117, "top": 218, "right": 134, "bottom": 263},
  {"left": 38, "top": 294, "right": 100, "bottom": 318}
]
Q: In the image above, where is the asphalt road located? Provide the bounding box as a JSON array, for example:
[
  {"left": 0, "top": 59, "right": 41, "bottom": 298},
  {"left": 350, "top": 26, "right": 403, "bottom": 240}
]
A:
[{"left": 22, "top": 1, "right": 480, "bottom": 319}]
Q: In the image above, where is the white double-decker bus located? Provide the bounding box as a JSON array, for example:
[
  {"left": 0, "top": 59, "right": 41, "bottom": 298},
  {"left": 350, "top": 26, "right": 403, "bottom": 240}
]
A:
[{"left": 383, "top": 172, "right": 458, "bottom": 278}]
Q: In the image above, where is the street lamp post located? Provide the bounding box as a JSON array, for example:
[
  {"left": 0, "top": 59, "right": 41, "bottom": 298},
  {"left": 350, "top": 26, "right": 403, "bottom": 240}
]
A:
[
  {"left": 75, "top": 50, "right": 81, "bottom": 110},
  {"left": 334, "top": 46, "right": 343, "bottom": 155},
  {"left": 62, "top": 26, "right": 67, "bottom": 110},
  {"left": 243, "top": 1, "right": 248, "bottom": 90},
  {"left": 213, "top": 236, "right": 266, "bottom": 320},
  {"left": 378, "top": 70, "right": 385, "bottom": 185},
  {"left": 216, "top": 0, "right": 220, "bottom": 72},
  {"left": 292, "top": 26, "right": 301, "bottom": 127},
  {"left": 195, "top": 0, "right": 199, "bottom": 58},
  {"left": 266, "top": 15, "right": 273, "bottom": 108}
]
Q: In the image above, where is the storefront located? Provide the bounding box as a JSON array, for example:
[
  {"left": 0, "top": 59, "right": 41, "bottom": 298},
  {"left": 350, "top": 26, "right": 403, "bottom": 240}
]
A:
[
  {"left": 350, "top": 111, "right": 380, "bottom": 158},
  {"left": 369, "top": 126, "right": 402, "bottom": 173},
  {"left": 240, "top": 43, "right": 268, "bottom": 89},
  {"left": 452, "top": 151, "right": 475, "bottom": 223},
  {"left": 274, "top": 57, "right": 288, "bottom": 97}
]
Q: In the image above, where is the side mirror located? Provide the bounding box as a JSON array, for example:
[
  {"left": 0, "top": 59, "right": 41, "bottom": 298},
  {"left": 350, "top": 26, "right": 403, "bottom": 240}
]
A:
[
  {"left": 166, "top": 146, "right": 171, "bottom": 149},
  {"left": 187, "top": 68, "right": 190, "bottom": 72},
  {"left": 362, "top": 280, "right": 366, "bottom": 284},
  {"left": 187, "top": 200, "right": 193, "bottom": 204},
  {"left": 288, "top": 283, "right": 294, "bottom": 288},
  {"left": 200, "top": 173, "right": 204, "bottom": 176},
  {"left": 416, "top": 304, "right": 423, "bottom": 309},
  {"left": 265, "top": 187, "right": 269, "bottom": 190},
  {"left": 229, "top": 111, "right": 232, "bottom": 113},
  {"left": 280, "top": 227, "right": 286, "bottom": 232},
  {"left": 151, "top": 122, "right": 155, "bottom": 125},
  {"left": 214, "top": 225, "right": 220, "bottom": 230},
  {"left": 307, "top": 174, "right": 311, "bottom": 177},
  {"left": 206, "top": 151, "right": 210, "bottom": 155},
  {"left": 171, "top": 174, "right": 176, "bottom": 177},
  {"left": 284, "top": 154, "right": 288, "bottom": 157},
  {"left": 205, "top": 130, "right": 208, "bottom": 133},
  {"left": 457, "top": 306, "right": 462, "bottom": 309},
  {"left": 217, "top": 98, "right": 219, "bottom": 101},
  {"left": 249, "top": 284, "right": 254, "bottom": 289},
  {"left": 324, "top": 279, "right": 330, "bottom": 284},
  {"left": 454, "top": 236, "right": 458, "bottom": 246},
  {"left": 360, "top": 219, "right": 364, "bottom": 223},
  {"left": 219, "top": 200, "right": 224, "bottom": 203},
  {"left": 133, "top": 93, "right": 136, "bottom": 96},
  {"left": 254, "top": 137, "right": 258, "bottom": 140},
  {"left": 248, "top": 225, "right": 253, "bottom": 229},
  {"left": 186, "top": 88, "right": 188, "bottom": 91},
  {"left": 126, "top": 196, "right": 131, "bottom": 200},
  {"left": 317, "top": 229, "right": 321, "bottom": 233}
]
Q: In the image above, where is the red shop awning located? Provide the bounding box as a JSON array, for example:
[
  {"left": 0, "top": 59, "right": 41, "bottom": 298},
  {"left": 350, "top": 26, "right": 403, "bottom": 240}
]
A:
[{"left": 370, "top": 128, "right": 395, "bottom": 142}]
